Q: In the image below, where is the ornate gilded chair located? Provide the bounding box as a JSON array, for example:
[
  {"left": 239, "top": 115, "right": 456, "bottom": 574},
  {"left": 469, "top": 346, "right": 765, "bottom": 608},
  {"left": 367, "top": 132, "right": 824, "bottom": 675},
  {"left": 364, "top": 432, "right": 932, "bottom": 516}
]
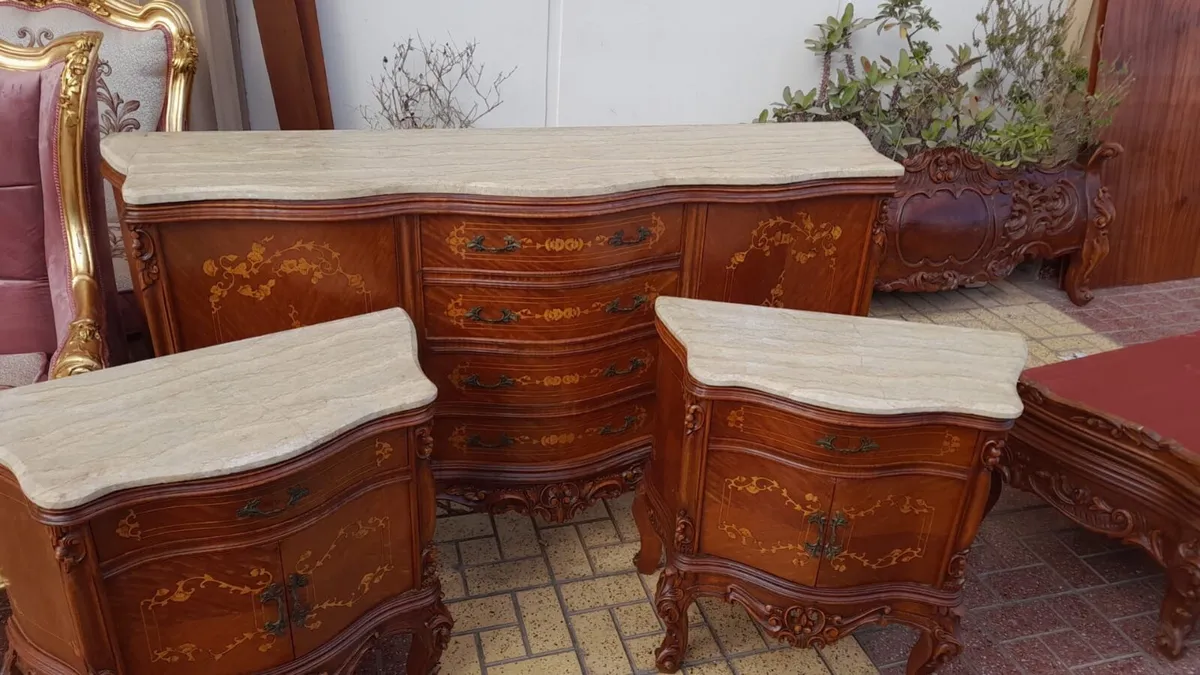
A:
[
  {"left": 0, "top": 0, "right": 195, "bottom": 301},
  {"left": 0, "top": 32, "right": 124, "bottom": 388}
]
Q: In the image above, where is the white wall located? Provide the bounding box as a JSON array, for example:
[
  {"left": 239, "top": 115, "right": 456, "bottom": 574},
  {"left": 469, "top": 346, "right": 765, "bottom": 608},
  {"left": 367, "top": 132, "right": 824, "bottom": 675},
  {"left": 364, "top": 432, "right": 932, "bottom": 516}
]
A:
[{"left": 233, "top": 0, "right": 1040, "bottom": 130}]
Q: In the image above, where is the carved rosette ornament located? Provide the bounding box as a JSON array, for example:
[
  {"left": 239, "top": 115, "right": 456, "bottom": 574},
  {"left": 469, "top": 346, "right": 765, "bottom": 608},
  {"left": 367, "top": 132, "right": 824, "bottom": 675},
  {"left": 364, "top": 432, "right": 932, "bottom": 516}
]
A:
[
  {"left": 944, "top": 548, "right": 970, "bottom": 591},
  {"left": 725, "top": 585, "right": 891, "bottom": 649},
  {"left": 415, "top": 426, "right": 434, "bottom": 461},
  {"left": 442, "top": 464, "right": 644, "bottom": 523},
  {"left": 52, "top": 527, "right": 86, "bottom": 572},
  {"left": 673, "top": 510, "right": 696, "bottom": 555},
  {"left": 980, "top": 439, "right": 1005, "bottom": 471},
  {"left": 683, "top": 402, "right": 704, "bottom": 435}
]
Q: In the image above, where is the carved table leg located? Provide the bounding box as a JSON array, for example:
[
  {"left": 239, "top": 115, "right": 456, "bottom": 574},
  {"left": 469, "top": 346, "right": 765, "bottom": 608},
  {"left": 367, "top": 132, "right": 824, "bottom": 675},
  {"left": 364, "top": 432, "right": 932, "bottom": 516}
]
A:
[
  {"left": 1156, "top": 541, "right": 1200, "bottom": 658},
  {"left": 653, "top": 567, "right": 691, "bottom": 673},
  {"left": 407, "top": 598, "right": 454, "bottom": 675},
  {"left": 905, "top": 610, "right": 963, "bottom": 675},
  {"left": 1062, "top": 184, "right": 1114, "bottom": 307},
  {"left": 633, "top": 483, "right": 663, "bottom": 575}
]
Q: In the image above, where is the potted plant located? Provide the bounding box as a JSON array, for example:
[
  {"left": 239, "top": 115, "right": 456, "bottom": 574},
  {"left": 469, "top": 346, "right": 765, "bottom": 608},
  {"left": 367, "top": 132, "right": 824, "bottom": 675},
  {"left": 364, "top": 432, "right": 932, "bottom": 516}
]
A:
[{"left": 760, "top": 0, "right": 1131, "bottom": 304}]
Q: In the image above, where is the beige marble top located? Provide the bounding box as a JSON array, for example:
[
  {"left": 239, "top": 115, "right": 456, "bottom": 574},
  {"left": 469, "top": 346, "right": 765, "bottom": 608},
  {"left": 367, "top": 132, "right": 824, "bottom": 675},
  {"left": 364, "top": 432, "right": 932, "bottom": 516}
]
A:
[
  {"left": 0, "top": 310, "right": 436, "bottom": 511},
  {"left": 100, "top": 122, "right": 902, "bottom": 205},
  {"left": 655, "top": 297, "right": 1026, "bottom": 420}
]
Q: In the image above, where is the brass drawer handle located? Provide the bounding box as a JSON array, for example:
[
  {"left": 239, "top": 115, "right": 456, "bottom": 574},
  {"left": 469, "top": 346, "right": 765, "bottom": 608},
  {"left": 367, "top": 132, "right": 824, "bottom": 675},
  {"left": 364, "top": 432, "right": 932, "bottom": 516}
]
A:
[
  {"left": 259, "top": 582, "right": 288, "bottom": 637},
  {"left": 461, "top": 373, "right": 518, "bottom": 390},
  {"left": 604, "top": 294, "right": 648, "bottom": 314},
  {"left": 816, "top": 435, "right": 880, "bottom": 454},
  {"left": 466, "top": 307, "right": 520, "bottom": 324},
  {"left": 466, "top": 434, "right": 515, "bottom": 449},
  {"left": 602, "top": 357, "right": 645, "bottom": 378},
  {"left": 608, "top": 226, "right": 652, "bottom": 247},
  {"left": 598, "top": 414, "right": 639, "bottom": 436},
  {"left": 287, "top": 573, "right": 312, "bottom": 629},
  {"left": 821, "top": 511, "right": 848, "bottom": 559},
  {"left": 237, "top": 485, "right": 309, "bottom": 519},
  {"left": 803, "top": 512, "right": 827, "bottom": 558},
  {"left": 467, "top": 234, "right": 521, "bottom": 254}
]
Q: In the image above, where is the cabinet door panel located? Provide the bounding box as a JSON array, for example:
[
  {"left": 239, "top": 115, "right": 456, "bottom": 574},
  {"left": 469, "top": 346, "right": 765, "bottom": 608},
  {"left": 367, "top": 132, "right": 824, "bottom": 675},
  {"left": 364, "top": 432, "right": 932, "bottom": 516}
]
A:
[
  {"left": 106, "top": 545, "right": 291, "bottom": 675},
  {"left": 698, "top": 446, "right": 836, "bottom": 586},
  {"left": 280, "top": 481, "right": 416, "bottom": 656},
  {"left": 816, "top": 474, "right": 968, "bottom": 588}
]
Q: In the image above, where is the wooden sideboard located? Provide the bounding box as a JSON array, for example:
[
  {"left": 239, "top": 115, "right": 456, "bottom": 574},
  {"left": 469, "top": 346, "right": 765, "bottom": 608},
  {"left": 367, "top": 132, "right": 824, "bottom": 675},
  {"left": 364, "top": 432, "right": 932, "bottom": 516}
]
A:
[
  {"left": 635, "top": 298, "right": 1027, "bottom": 674},
  {"left": 0, "top": 311, "right": 451, "bottom": 674},
  {"left": 101, "top": 123, "right": 902, "bottom": 522}
]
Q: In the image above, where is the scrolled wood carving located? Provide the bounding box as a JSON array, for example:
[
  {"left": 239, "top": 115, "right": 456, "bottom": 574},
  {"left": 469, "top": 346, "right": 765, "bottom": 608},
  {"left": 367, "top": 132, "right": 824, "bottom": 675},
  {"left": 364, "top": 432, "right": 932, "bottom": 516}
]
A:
[
  {"left": 944, "top": 548, "right": 970, "bottom": 591},
  {"left": 725, "top": 584, "right": 891, "bottom": 648},
  {"left": 673, "top": 510, "right": 696, "bottom": 555},
  {"left": 420, "top": 542, "right": 439, "bottom": 590},
  {"left": 1158, "top": 539, "right": 1200, "bottom": 656},
  {"left": 52, "top": 527, "right": 86, "bottom": 572},
  {"left": 442, "top": 464, "right": 643, "bottom": 523},
  {"left": 128, "top": 224, "right": 160, "bottom": 289},
  {"left": 1016, "top": 381, "right": 1188, "bottom": 456},
  {"left": 684, "top": 401, "right": 704, "bottom": 435},
  {"left": 653, "top": 567, "right": 688, "bottom": 673}
]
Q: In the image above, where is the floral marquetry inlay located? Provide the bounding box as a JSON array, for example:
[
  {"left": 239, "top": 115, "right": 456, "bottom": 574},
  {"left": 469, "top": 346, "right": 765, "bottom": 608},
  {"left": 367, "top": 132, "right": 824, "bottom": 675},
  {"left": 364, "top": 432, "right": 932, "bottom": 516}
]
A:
[
  {"left": 718, "top": 476, "right": 824, "bottom": 567},
  {"left": 727, "top": 212, "right": 842, "bottom": 272},
  {"left": 293, "top": 517, "right": 394, "bottom": 631},
  {"left": 449, "top": 351, "right": 652, "bottom": 392},
  {"left": 450, "top": 406, "right": 648, "bottom": 452},
  {"left": 203, "top": 236, "right": 371, "bottom": 335},
  {"left": 446, "top": 214, "right": 667, "bottom": 258},
  {"left": 116, "top": 510, "right": 142, "bottom": 540},
  {"left": 444, "top": 283, "right": 659, "bottom": 328},
  {"left": 826, "top": 495, "right": 935, "bottom": 573}
]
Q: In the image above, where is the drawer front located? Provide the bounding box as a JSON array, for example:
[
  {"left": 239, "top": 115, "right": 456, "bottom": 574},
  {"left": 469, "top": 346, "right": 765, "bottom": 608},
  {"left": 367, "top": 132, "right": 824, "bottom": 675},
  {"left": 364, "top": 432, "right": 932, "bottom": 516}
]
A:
[
  {"left": 426, "top": 339, "right": 657, "bottom": 406},
  {"left": 425, "top": 271, "right": 678, "bottom": 342},
  {"left": 422, "top": 207, "right": 684, "bottom": 272},
  {"left": 711, "top": 402, "right": 978, "bottom": 469},
  {"left": 93, "top": 430, "right": 411, "bottom": 561},
  {"left": 434, "top": 396, "right": 654, "bottom": 466}
]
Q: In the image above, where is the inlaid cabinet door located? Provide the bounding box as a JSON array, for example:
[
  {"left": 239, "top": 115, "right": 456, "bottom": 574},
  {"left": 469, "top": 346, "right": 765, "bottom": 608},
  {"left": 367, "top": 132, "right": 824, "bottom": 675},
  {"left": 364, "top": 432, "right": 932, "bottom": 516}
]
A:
[
  {"left": 279, "top": 481, "right": 416, "bottom": 656},
  {"left": 814, "top": 474, "right": 970, "bottom": 588},
  {"left": 106, "top": 545, "right": 292, "bottom": 675},
  {"left": 697, "top": 446, "right": 837, "bottom": 586}
]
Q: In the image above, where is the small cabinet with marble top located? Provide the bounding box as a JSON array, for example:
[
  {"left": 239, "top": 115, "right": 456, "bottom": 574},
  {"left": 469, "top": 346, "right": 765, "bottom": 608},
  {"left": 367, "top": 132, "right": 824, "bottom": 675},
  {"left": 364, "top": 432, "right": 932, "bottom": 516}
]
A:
[
  {"left": 633, "top": 297, "right": 1027, "bottom": 674},
  {"left": 0, "top": 310, "right": 450, "bottom": 675}
]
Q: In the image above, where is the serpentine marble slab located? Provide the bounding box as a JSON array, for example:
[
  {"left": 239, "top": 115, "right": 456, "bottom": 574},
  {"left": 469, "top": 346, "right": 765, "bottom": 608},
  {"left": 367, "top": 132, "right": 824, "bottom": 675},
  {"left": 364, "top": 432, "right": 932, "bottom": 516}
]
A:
[
  {"left": 0, "top": 309, "right": 436, "bottom": 511},
  {"left": 100, "top": 122, "right": 903, "bottom": 205},
  {"left": 655, "top": 297, "right": 1026, "bottom": 420}
]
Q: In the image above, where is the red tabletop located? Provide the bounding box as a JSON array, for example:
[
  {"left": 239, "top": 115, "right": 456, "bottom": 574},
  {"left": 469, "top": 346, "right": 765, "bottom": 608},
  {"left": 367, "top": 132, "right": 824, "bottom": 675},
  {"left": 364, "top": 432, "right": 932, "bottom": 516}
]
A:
[{"left": 1023, "top": 331, "right": 1200, "bottom": 453}]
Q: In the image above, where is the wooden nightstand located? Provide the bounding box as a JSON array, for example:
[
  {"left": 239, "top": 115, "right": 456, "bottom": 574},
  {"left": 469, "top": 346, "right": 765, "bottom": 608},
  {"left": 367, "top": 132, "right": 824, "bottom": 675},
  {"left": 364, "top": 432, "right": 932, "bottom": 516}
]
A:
[
  {"left": 0, "top": 310, "right": 449, "bottom": 675},
  {"left": 634, "top": 297, "right": 1026, "bottom": 674}
]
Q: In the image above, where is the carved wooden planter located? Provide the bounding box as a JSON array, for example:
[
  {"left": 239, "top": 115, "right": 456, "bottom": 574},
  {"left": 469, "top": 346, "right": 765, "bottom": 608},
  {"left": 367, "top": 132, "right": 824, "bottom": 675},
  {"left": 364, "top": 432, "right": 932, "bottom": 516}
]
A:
[{"left": 874, "top": 144, "right": 1122, "bottom": 305}]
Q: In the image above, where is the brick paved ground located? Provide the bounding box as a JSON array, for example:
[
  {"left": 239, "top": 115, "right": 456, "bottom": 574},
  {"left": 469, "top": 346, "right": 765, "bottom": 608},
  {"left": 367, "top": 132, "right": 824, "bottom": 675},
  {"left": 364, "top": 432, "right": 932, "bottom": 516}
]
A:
[{"left": 3, "top": 276, "right": 1197, "bottom": 674}]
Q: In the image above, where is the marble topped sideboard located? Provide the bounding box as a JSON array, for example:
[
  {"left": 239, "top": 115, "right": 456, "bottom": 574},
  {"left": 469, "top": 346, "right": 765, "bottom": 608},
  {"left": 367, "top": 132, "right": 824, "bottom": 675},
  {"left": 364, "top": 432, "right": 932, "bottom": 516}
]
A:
[
  {"left": 0, "top": 310, "right": 450, "bottom": 674},
  {"left": 101, "top": 122, "right": 903, "bottom": 522}
]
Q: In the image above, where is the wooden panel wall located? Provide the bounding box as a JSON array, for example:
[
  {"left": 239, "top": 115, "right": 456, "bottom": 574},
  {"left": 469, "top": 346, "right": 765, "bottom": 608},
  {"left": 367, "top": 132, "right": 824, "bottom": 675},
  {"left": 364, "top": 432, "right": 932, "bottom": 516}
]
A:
[
  {"left": 1092, "top": 0, "right": 1200, "bottom": 287},
  {"left": 252, "top": 0, "right": 334, "bottom": 130}
]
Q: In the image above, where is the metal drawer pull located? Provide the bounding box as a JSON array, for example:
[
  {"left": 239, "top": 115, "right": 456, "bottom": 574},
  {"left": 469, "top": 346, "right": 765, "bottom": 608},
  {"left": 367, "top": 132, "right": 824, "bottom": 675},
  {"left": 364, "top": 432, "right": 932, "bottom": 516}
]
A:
[
  {"left": 467, "top": 434, "right": 515, "bottom": 449},
  {"left": 816, "top": 435, "right": 880, "bottom": 454},
  {"left": 237, "top": 485, "right": 309, "bottom": 519},
  {"left": 467, "top": 234, "right": 521, "bottom": 254},
  {"left": 604, "top": 294, "right": 648, "bottom": 314},
  {"left": 803, "top": 512, "right": 827, "bottom": 558},
  {"left": 602, "top": 357, "right": 645, "bottom": 378},
  {"left": 466, "top": 307, "right": 520, "bottom": 324},
  {"left": 461, "top": 373, "right": 518, "bottom": 389},
  {"left": 259, "top": 583, "right": 288, "bottom": 636},
  {"left": 287, "top": 573, "right": 312, "bottom": 629},
  {"left": 608, "top": 226, "right": 652, "bottom": 247},
  {"left": 598, "top": 414, "right": 639, "bottom": 436},
  {"left": 820, "top": 512, "right": 848, "bottom": 559}
]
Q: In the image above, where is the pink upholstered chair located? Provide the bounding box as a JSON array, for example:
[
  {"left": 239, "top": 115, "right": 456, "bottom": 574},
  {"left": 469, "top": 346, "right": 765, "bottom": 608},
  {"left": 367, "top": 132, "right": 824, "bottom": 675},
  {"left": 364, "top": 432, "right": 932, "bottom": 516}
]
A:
[
  {"left": 0, "top": 32, "right": 125, "bottom": 389},
  {"left": 0, "top": 0, "right": 195, "bottom": 310}
]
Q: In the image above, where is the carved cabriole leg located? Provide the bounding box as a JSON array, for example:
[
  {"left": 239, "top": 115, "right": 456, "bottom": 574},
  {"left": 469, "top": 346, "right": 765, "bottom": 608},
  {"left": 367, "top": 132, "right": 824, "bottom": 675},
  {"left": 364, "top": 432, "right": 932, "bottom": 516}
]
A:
[
  {"left": 1063, "top": 182, "right": 1115, "bottom": 307},
  {"left": 1157, "top": 539, "right": 1200, "bottom": 658},
  {"left": 633, "top": 481, "right": 663, "bottom": 574},
  {"left": 905, "top": 607, "right": 964, "bottom": 675},
  {"left": 406, "top": 596, "right": 453, "bottom": 674},
  {"left": 654, "top": 566, "right": 691, "bottom": 673}
]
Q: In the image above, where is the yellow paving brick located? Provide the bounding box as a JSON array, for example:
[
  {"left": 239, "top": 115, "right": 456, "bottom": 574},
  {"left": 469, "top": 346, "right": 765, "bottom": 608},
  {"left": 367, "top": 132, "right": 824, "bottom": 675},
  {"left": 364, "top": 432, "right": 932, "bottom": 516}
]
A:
[
  {"left": 1084, "top": 333, "right": 1121, "bottom": 351},
  {"left": 447, "top": 594, "right": 517, "bottom": 633},
  {"left": 731, "top": 647, "right": 831, "bottom": 674},
  {"left": 683, "top": 623, "right": 723, "bottom": 665},
  {"left": 562, "top": 573, "right": 648, "bottom": 611},
  {"left": 459, "top": 537, "right": 501, "bottom": 566},
  {"left": 572, "top": 610, "right": 634, "bottom": 675},
  {"left": 542, "top": 525, "right": 594, "bottom": 580},
  {"left": 819, "top": 638, "right": 879, "bottom": 675},
  {"left": 495, "top": 512, "right": 541, "bottom": 559},
  {"left": 591, "top": 542, "right": 641, "bottom": 574},
  {"left": 580, "top": 519, "right": 622, "bottom": 547},
  {"left": 925, "top": 310, "right": 977, "bottom": 325},
  {"left": 516, "top": 586, "right": 572, "bottom": 654},
  {"left": 1005, "top": 318, "right": 1053, "bottom": 339},
  {"left": 464, "top": 558, "right": 551, "bottom": 595},
  {"left": 480, "top": 626, "right": 527, "bottom": 664},
  {"left": 437, "top": 542, "right": 460, "bottom": 567},
  {"left": 607, "top": 492, "right": 641, "bottom": 541},
  {"left": 434, "top": 513, "right": 494, "bottom": 542},
  {"left": 685, "top": 662, "right": 735, "bottom": 675},
  {"left": 440, "top": 634, "right": 483, "bottom": 675},
  {"left": 488, "top": 651, "right": 583, "bottom": 675},
  {"left": 952, "top": 319, "right": 991, "bottom": 330},
  {"left": 697, "top": 597, "right": 767, "bottom": 655},
  {"left": 967, "top": 308, "right": 1016, "bottom": 330},
  {"left": 440, "top": 568, "right": 467, "bottom": 601},
  {"left": 626, "top": 633, "right": 666, "bottom": 673},
  {"left": 1044, "top": 321, "right": 1093, "bottom": 337},
  {"left": 1041, "top": 336, "right": 1095, "bottom": 353},
  {"left": 614, "top": 602, "right": 662, "bottom": 637},
  {"left": 924, "top": 291, "right": 978, "bottom": 311},
  {"left": 639, "top": 571, "right": 703, "bottom": 624}
]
